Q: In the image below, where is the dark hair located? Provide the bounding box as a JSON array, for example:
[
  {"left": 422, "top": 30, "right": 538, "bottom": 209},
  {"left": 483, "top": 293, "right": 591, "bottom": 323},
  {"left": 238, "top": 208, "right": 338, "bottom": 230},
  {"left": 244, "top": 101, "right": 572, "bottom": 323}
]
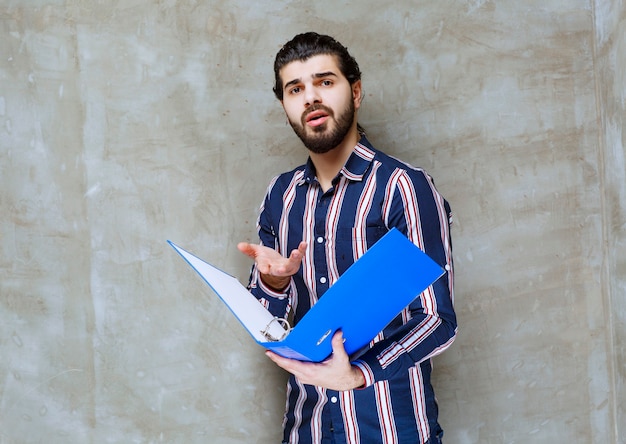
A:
[{"left": 273, "top": 32, "right": 362, "bottom": 100}]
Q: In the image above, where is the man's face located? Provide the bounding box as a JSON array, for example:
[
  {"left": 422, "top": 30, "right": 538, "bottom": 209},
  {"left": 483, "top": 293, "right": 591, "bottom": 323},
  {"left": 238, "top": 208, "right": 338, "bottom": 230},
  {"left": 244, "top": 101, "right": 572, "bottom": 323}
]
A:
[{"left": 279, "top": 54, "right": 361, "bottom": 154}]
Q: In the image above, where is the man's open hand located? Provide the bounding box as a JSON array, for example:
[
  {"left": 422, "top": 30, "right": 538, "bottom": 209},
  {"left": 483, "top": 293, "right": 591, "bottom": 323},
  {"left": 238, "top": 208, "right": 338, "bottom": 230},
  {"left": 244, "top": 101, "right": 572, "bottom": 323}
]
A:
[{"left": 237, "top": 241, "right": 307, "bottom": 291}]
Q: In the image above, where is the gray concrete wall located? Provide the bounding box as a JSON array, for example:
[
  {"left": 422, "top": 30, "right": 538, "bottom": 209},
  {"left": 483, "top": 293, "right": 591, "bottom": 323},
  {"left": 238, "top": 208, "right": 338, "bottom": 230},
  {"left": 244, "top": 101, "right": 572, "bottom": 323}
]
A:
[
  {"left": 595, "top": 0, "right": 626, "bottom": 440},
  {"left": 0, "top": 1, "right": 623, "bottom": 443}
]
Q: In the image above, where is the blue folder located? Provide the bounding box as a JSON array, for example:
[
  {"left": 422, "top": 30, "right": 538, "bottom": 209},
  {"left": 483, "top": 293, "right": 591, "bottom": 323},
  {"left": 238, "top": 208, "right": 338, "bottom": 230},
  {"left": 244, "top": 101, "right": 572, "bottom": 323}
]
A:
[{"left": 169, "top": 228, "right": 444, "bottom": 362}]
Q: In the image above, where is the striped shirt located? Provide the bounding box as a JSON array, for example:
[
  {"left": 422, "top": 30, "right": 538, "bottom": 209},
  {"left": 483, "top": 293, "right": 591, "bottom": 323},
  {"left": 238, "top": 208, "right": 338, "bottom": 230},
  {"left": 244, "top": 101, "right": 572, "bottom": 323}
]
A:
[{"left": 248, "top": 136, "right": 457, "bottom": 444}]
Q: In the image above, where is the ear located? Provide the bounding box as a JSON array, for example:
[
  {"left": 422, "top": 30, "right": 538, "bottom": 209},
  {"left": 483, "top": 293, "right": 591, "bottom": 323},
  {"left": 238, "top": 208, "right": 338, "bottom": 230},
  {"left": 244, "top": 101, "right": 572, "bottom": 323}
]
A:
[{"left": 352, "top": 80, "right": 363, "bottom": 109}]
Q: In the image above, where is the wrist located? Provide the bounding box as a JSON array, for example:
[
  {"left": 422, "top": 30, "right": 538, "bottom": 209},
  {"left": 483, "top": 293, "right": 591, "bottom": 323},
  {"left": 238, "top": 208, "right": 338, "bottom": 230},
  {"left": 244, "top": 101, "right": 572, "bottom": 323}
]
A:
[
  {"left": 260, "top": 273, "right": 290, "bottom": 292},
  {"left": 351, "top": 365, "right": 366, "bottom": 390}
]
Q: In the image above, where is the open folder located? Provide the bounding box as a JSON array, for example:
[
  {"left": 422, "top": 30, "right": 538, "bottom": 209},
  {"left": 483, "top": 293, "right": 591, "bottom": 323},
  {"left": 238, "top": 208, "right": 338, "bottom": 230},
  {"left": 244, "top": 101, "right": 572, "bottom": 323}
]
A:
[{"left": 168, "top": 228, "right": 445, "bottom": 362}]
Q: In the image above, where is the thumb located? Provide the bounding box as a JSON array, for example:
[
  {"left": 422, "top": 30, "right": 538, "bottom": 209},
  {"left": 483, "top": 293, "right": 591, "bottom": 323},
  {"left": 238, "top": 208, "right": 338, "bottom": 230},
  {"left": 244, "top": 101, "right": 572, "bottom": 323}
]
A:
[
  {"left": 331, "top": 330, "right": 347, "bottom": 356},
  {"left": 297, "top": 241, "right": 308, "bottom": 255},
  {"left": 289, "top": 241, "right": 307, "bottom": 261}
]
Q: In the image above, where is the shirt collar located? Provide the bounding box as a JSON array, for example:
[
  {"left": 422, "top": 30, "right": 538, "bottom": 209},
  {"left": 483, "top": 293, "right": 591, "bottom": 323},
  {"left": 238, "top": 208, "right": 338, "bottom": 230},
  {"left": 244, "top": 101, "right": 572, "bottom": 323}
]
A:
[{"left": 300, "top": 135, "right": 376, "bottom": 186}]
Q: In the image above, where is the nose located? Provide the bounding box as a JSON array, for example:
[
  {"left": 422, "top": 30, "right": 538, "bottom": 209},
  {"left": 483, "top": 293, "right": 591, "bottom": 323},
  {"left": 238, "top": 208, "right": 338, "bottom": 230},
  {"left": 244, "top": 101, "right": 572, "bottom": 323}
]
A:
[{"left": 304, "top": 86, "right": 321, "bottom": 108}]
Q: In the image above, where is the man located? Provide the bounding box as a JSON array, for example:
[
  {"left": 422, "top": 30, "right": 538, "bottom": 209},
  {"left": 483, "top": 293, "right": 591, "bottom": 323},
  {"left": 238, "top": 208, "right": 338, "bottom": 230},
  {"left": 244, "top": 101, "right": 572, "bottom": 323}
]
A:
[{"left": 237, "top": 32, "right": 456, "bottom": 444}]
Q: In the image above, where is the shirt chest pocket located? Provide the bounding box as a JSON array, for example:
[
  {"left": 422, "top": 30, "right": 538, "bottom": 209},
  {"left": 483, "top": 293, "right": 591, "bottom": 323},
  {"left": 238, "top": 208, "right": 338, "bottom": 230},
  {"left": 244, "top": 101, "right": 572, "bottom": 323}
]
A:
[{"left": 332, "top": 225, "right": 389, "bottom": 269}]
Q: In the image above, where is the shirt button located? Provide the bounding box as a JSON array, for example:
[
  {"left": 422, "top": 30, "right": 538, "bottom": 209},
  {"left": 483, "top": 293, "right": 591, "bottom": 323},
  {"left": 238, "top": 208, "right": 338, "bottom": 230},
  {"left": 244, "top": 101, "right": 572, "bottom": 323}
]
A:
[
  {"left": 320, "top": 277, "right": 327, "bottom": 284},
  {"left": 330, "top": 396, "right": 338, "bottom": 403},
  {"left": 317, "top": 236, "right": 324, "bottom": 244},
  {"left": 444, "top": 264, "right": 451, "bottom": 271}
]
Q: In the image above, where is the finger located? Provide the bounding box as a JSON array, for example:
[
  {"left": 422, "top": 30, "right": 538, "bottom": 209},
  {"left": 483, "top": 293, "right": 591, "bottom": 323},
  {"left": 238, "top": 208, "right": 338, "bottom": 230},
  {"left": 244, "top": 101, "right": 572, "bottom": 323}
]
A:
[
  {"left": 330, "top": 331, "right": 347, "bottom": 358},
  {"left": 288, "top": 247, "right": 302, "bottom": 261},
  {"left": 297, "top": 241, "right": 308, "bottom": 255},
  {"left": 237, "top": 242, "right": 255, "bottom": 257},
  {"left": 266, "top": 351, "right": 299, "bottom": 372},
  {"left": 265, "top": 350, "right": 280, "bottom": 362},
  {"left": 287, "top": 242, "right": 307, "bottom": 267}
]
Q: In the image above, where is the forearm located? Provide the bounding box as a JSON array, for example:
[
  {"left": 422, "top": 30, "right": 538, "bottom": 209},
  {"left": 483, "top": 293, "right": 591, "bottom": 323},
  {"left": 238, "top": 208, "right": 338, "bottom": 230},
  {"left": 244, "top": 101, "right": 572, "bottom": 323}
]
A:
[
  {"left": 353, "top": 312, "right": 457, "bottom": 387},
  {"left": 248, "top": 267, "right": 291, "bottom": 319}
]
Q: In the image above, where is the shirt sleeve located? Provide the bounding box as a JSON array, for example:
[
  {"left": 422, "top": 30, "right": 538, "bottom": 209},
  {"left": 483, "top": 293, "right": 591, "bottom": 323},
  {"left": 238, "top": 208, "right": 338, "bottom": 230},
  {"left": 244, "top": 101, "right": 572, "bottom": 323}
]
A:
[
  {"left": 245, "top": 179, "right": 292, "bottom": 320},
  {"left": 353, "top": 168, "right": 457, "bottom": 387}
]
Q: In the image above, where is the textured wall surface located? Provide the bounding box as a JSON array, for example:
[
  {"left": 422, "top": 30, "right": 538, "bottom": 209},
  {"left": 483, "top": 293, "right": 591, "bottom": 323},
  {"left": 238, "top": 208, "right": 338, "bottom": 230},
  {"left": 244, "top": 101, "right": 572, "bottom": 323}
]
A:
[
  {"left": 595, "top": 0, "right": 626, "bottom": 439},
  {"left": 0, "top": 1, "right": 624, "bottom": 443}
]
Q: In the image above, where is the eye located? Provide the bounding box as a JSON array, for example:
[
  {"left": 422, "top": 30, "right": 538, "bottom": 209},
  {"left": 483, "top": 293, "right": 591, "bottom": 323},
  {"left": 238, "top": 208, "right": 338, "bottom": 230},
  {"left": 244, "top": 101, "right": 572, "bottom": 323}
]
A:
[
  {"left": 288, "top": 86, "right": 301, "bottom": 95},
  {"left": 321, "top": 79, "right": 333, "bottom": 87}
]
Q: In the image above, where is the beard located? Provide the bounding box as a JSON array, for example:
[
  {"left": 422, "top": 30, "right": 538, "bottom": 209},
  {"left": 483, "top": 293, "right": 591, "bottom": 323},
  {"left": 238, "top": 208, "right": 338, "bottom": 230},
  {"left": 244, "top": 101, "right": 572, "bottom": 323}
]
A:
[{"left": 288, "top": 100, "right": 355, "bottom": 154}]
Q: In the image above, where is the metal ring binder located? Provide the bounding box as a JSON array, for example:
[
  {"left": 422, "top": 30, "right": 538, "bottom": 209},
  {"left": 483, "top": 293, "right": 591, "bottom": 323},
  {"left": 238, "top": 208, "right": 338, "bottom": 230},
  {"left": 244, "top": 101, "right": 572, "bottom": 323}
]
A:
[{"left": 260, "top": 317, "right": 291, "bottom": 342}]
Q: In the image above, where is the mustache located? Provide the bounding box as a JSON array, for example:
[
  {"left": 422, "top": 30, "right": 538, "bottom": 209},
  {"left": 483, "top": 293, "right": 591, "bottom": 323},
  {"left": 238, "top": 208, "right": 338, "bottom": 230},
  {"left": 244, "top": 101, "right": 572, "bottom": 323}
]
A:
[{"left": 301, "top": 104, "right": 334, "bottom": 126}]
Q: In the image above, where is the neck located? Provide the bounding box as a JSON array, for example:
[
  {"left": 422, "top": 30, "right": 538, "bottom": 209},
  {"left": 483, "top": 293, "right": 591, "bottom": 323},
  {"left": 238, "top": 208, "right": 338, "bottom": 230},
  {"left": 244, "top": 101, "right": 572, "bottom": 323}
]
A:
[{"left": 309, "top": 125, "right": 359, "bottom": 192}]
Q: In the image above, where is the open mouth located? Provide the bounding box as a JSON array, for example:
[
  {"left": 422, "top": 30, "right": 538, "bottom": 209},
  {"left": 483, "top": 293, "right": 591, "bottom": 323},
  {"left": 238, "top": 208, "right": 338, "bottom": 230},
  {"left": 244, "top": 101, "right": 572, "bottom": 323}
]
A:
[{"left": 305, "top": 110, "right": 330, "bottom": 127}]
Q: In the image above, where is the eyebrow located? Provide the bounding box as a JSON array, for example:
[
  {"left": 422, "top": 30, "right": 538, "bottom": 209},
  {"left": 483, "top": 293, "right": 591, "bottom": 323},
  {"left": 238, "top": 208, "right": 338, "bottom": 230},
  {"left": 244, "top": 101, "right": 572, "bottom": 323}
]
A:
[{"left": 283, "top": 71, "right": 339, "bottom": 91}]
